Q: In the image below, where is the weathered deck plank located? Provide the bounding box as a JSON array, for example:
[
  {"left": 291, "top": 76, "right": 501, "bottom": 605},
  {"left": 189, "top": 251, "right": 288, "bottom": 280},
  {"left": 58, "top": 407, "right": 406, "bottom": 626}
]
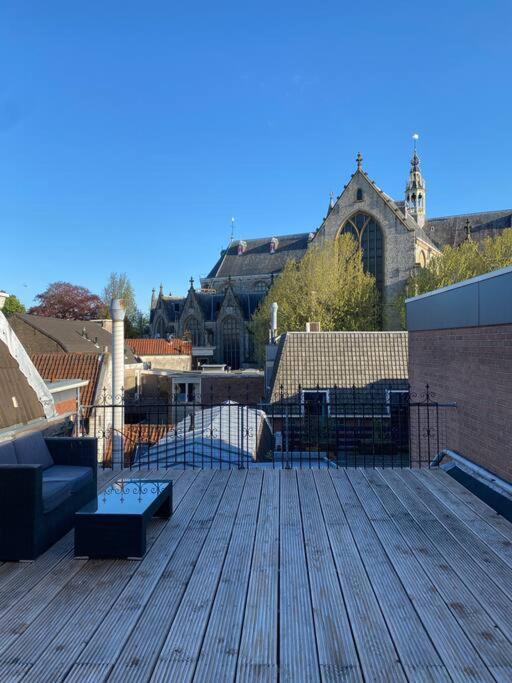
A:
[
  {"left": 64, "top": 469, "right": 220, "bottom": 683},
  {"left": 359, "top": 468, "right": 511, "bottom": 681},
  {"left": 18, "top": 470, "right": 195, "bottom": 683},
  {"left": 399, "top": 469, "right": 512, "bottom": 601},
  {"left": 297, "top": 470, "right": 361, "bottom": 682},
  {"left": 279, "top": 469, "right": 321, "bottom": 682},
  {"left": 149, "top": 469, "right": 247, "bottom": 682},
  {"left": 0, "top": 469, "right": 508, "bottom": 682},
  {"left": 427, "top": 469, "right": 512, "bottom": 542},
  {"left": 329, "top": 469, "right": 450, "bottom": 682},
  {"left": 192, "top": 469, "right": 263, "bottom": 682},
  {"left": 412, "top": 469, "right": 512, "bottom": 567},
  {"left": 235, "top": 469, "right": 280, "bottom": 683},
  {"left": 314, "top": 470, "right": 408, "bottom": 681}
]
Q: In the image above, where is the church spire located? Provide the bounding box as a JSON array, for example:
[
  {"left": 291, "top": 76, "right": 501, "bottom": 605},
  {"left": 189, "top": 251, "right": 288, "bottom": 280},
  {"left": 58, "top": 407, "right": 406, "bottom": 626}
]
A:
[
  {"left": 150, "top": 287, "right": 157, "bottom": 310},
  {"left": 405, "top": 133, "right": 427, "bottom": 228}
]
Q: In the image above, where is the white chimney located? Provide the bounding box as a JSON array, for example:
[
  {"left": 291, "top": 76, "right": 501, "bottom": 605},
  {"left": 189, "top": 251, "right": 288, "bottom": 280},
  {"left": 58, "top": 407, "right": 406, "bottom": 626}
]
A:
[
  {"left": 109, "top": 298, "right": 125, "bottom": 464},
  {"left": 270, "top": 302, "right": 278, "bottom": 343}
]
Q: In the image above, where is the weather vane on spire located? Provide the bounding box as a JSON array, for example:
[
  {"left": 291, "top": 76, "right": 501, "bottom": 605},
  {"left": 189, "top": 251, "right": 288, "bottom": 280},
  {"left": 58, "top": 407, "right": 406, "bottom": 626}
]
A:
[
  {"left": 412, "top": 132, "right": 419, "bottom": 154},
  {"left": 230, "top": 217, "right": 235, "bottom": 242}
]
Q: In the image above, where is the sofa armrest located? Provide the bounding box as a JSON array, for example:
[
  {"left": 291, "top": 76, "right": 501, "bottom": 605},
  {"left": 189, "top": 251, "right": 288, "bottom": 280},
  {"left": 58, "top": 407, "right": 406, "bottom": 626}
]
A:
[
  {"left": 45, "top": 437, "right": 98, "bottom": 489},
  {"left": 0, "top": 464, "right": 43, "bottom": 521}
]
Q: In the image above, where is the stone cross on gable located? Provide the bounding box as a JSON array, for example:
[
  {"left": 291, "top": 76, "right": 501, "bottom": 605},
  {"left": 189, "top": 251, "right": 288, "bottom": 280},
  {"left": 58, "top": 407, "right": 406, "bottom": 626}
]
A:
[{"left": 356, "top": 152, "right": 363, "bottom": 170}]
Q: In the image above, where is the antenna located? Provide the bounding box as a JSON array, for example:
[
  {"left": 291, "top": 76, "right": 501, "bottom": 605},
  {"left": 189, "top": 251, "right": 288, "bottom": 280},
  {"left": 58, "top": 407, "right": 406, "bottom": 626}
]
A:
[{"left": 230, "top": 216, "right": 235, "bottom": 242}]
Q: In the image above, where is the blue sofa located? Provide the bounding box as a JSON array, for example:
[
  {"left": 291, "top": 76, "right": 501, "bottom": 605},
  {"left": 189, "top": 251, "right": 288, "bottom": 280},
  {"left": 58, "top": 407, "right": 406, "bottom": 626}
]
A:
[{"left": 0, "top": 432, "right": 97, "bottom": 561}]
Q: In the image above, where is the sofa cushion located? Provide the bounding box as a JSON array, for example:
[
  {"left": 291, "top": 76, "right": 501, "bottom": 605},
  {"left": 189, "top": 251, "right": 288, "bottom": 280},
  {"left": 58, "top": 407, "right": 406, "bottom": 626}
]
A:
[
  {"left": 42, "top": 480, "right": 73, "bottom": 514},
  {"left": 0, "top": 442, "right": 17, "bottom": 464},
  {"left": 14, "top": 431, "right": 54, "bottom": 469},
  {"left": 42, "top": 465, "right": 93, "bottom": 494}
]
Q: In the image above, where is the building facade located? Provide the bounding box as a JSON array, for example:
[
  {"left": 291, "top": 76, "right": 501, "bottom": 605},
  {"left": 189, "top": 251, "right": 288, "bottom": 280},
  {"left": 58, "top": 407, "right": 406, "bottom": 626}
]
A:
[{"left": 150, "top": 150, "right": 512, "bottom": 366}]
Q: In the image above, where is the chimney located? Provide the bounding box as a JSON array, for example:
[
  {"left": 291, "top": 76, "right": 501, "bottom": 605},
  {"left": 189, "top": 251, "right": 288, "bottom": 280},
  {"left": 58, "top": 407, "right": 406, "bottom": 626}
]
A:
[
  {"left": 0, "top": 291, "right": 8, "bottom": 310},
  {"left": 306, "top": 322, "right": 321, "bottom": 332},
  {"left": 109, "top": 298, "right": 126, "bottom": 464},
  {"left": 270, "top": 302, "right": 278, "bottom": 343}
]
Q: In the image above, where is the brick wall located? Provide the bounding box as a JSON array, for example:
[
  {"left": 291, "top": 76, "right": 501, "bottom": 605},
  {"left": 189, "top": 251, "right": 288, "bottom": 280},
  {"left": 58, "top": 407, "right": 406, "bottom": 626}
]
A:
[{"left": 409, "top": 324, "right": 512, "bottom": 482}]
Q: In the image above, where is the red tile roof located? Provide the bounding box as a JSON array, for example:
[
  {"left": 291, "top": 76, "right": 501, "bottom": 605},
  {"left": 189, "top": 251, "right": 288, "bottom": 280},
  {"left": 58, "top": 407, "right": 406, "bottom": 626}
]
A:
[
  {"left": 127, "top": 338, "right": 191, "bottom": 356},
  {"left": 104, "top": 423, "right": 173, "bottom": 466},
  {"left": 31, "top": 352, "right": 103, "bottom": 411}
]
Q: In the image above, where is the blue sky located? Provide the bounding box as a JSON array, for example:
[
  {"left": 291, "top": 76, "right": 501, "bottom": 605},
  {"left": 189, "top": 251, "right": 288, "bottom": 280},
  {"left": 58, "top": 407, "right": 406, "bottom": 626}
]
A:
[{"left": 1, "top": 1, "right": 511, "bottom": 311}]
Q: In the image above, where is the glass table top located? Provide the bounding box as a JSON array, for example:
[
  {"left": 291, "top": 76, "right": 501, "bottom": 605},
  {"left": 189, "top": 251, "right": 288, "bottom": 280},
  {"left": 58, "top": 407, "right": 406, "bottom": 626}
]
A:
[{"left": 77, "top": 479, "right": 170, "bottom": 516}]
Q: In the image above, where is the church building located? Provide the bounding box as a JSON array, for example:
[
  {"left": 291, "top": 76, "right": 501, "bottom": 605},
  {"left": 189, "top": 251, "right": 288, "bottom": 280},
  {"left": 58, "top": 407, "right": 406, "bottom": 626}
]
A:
[{"left": 150, "top": 149, "right": 512, "bottom": 368}]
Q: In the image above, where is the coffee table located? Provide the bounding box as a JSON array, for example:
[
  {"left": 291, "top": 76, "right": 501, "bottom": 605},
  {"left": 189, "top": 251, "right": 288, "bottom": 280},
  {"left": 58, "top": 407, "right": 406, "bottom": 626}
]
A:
[{"left": 74, "top": 479, "right": 172, "bottom": 559}]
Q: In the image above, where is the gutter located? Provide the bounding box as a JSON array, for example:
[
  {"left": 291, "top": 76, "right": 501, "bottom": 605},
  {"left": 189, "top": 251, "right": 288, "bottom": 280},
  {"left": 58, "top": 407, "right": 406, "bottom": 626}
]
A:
[{"left": 432, "top": 448, "right": 512, "bottom": 498}]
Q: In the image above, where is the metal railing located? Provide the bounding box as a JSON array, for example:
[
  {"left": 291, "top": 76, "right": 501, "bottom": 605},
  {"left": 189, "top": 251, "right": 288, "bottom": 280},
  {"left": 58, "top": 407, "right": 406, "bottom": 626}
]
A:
[{"left": 79, "top": 384, "right": 455, "bottom": 470}]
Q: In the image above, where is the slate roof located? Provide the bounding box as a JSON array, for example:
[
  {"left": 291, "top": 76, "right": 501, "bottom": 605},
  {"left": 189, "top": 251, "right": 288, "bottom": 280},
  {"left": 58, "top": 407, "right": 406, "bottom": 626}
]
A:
[
  {"left": 12, "top": 314, "right": 137, "bottom": 363},
  {"left": 268, "top": 331, "right": 408, "bottom": 404},
  {"left": 0, "top": 339, "right": 46, "bottom": 429},
  {"left": 159, "top": 297, "right": 186, "bottom": 323},
  {"left": 127, "top": 339, "right": 192, "bottom": 356},
  {"left": 206, "top": 233, "right": 311, "bottom": 279},
  {"left": 425, "top": 209, "right": 512, "bottom": 248},
  {"left": 31, "top": 352, "right": 103, "bottom": 410}
]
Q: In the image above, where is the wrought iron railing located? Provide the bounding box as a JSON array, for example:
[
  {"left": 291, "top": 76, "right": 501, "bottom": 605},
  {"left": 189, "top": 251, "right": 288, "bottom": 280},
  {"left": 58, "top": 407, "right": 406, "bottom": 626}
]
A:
[{"left": 78, "top": 384, "right": 455, "bottom": 470}]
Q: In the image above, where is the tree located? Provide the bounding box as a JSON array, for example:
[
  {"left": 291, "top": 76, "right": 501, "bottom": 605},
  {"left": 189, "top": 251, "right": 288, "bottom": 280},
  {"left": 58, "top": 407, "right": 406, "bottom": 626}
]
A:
[
  {"left": 102, "top": 272, "right": 138, "bottom": 322},
  {"left": 2, "top": 294, "right": 26, "bottom": 316},
  {"left": 29, "top": 282, "right": 102, "bottom": 320},
  {"left": 251, "top": 234, "right": 380, "bottom": 362},
  {"left": 396, "top": 228, "right": 512, "bottom": 327}
]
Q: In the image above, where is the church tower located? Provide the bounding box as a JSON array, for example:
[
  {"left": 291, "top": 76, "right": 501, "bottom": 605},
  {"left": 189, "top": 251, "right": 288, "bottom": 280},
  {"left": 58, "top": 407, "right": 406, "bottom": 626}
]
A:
[{"left": 405, "top": 134, "right": 426, "bottom": 228}]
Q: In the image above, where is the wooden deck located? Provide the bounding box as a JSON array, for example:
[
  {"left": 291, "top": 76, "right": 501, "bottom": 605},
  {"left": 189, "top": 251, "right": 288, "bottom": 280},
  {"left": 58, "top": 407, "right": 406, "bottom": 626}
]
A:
[{"left": 1, "top": 468, "right": 512, "bottom": 682}]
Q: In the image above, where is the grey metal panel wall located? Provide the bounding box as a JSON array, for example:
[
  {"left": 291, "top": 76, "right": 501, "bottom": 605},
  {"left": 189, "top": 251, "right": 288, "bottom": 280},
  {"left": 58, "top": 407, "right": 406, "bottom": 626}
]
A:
[
  {"left": 479, "top": 272, "right": 512, "bottom": 326},
  {"left": 406, "top": 267, "right": 512, "bottom": 331}
]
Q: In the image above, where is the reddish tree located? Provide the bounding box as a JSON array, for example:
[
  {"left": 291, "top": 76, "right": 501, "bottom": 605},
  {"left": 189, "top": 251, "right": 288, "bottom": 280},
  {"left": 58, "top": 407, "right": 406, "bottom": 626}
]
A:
[{"left": 29, "top": 282, "right": 102, "bottom": 320}]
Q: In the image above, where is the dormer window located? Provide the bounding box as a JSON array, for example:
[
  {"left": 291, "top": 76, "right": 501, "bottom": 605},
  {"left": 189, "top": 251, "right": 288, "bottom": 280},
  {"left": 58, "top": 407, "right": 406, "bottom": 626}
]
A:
[
  {"left": 356, "top": 188, "right": 363, "bottom": 201},
  {"left": 237, "top": 240, "right": 247, "bottom": 256},
  {"left": 270, "top": 237, "right": 279, "bottom": 254}
]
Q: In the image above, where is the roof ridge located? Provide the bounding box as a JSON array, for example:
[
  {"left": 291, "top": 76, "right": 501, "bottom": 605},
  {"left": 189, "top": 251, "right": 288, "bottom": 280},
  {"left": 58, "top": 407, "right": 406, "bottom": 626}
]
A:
[{"left": 428, "top": 208, "right": 512, "bottom": 222}]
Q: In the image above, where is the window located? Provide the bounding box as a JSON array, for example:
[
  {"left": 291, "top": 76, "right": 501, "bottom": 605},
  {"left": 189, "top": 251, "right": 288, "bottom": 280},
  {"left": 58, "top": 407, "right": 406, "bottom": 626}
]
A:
[
  {"left": 222, "top": 316, "right": 241, "bottom": 369},
  {"left": 302, "top": 390, "right": 329, "bottom": 417},
  {"left": 340, "top": 212, "right": 384, "bottom": 292},
  {"left": 253, "top": 281, "right": 268, "bottom": 292},
  {"left": 356, "top": 188, "right": 363, "bottom": 201},
  {"left": 183, "top": 317, "right": 202, "bottom": 346}
]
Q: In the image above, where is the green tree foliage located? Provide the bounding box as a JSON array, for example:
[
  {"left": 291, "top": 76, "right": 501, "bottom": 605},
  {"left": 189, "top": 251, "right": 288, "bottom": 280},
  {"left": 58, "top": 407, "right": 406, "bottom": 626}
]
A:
[
  {"left": 102, "top": 272, "right": 138, "bottom": 321},
  {"left": 102, "top": 272, "right": 149, "bottom": 336},
  {"left": 397, "top": 228, "right": 512, "bottom": 327},
  {"left": 251, "top": 234, "right": 380, "bottom": 362},
  {"left": 2, "top": 294, "right": 26, "bottom": 316}
]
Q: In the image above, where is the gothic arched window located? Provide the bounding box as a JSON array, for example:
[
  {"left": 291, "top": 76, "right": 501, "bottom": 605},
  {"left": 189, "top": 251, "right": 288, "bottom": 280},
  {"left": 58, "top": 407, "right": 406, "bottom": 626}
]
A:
[
  {"left": 183, "top": 317, "right": 202, "bottom": 346},
  {"left": 339, "top": 212, "right": 384, "bottom": 291},
  {"left": 222, "top": 316, "right": 241, "bottom": 369},
  {"left": 356, "top": 188, "right": 363, "bottom": 201}
]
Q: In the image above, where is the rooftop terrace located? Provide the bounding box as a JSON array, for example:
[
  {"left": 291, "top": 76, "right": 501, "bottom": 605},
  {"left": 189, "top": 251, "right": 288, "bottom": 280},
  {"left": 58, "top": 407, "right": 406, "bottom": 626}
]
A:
[{"left": 1, "top": 466, "right": 512, "bottom": 681}]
